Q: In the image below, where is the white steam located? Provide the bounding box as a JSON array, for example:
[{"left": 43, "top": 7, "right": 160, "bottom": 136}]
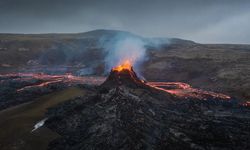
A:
[{"left": 99, "top": 33, "right": 147, "bottom": 72}]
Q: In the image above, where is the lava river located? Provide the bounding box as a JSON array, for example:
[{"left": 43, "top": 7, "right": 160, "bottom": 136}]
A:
[
  {"left": 0, "top": 73, "right": 106, "bottom": 92},
  {"left": 147, "top": 81, "right": 231, "bottom": 100}
]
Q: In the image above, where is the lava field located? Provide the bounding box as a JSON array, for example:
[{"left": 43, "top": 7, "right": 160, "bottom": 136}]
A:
[{"left": 43, "top": 66, "right": 250, "bottom": 150}]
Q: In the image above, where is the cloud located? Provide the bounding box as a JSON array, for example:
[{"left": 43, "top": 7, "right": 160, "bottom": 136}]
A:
[
  {"left": 0, "top": 0, "right": 250, "bottom": 43},
  {"left": 186, "top": 11, "right": 250, "bottom": 44}
]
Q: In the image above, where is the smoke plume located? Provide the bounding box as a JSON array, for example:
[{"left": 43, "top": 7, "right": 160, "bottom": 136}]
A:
[{"left": 99, "top": 32, "right": 147, "bottom": 73}]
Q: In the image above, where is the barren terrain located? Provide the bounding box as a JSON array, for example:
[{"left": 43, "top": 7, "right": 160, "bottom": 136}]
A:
[{"left": 0, "top": 29, "right": 249, "bottom": 101}]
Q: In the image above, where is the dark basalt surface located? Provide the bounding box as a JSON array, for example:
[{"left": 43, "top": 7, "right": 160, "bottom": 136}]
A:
[{"left": 45, "top": 69, "right": 250, "bottom": 150}]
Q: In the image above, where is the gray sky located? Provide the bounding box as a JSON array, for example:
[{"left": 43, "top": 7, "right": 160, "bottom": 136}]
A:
[{"left": 0, "top": 0, "right": 250, "bottom": 44}]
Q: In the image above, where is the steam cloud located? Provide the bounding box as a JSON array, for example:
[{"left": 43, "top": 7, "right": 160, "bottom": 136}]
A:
[{"left": 99, "top": 32, "right": 147, "bottom": 73}]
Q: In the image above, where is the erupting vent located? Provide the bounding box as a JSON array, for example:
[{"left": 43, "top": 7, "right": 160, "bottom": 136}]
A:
[
  {"left": 112, "top": 60, "right": 132, "bottom": 72},
  {"left": 101, "top": 61, "right": 145, "bottom": 88}
]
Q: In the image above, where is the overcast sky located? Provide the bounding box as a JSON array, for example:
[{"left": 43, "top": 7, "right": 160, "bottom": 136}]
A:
[{"left": 0, "top": 0, "right": 250, "bottom": 44}]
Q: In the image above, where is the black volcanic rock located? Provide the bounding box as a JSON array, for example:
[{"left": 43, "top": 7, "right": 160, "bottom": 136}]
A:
[{"left": 45, "top": 69, "right": 250, "bottom": 150}]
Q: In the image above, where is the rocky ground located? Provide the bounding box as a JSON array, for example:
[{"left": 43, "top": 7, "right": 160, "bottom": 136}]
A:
[
  {"left": 0, "top": 74, "right": 104, "bottom": 110},
  {"left": 1, "top": 29, "right": 250, "bottom": 150},
  {"left": 143, "top": 43, "right": 250, "bottom": 102},
  {"left": 0, "top": 87, "right": 88, "bottom": 150},
  {"left": 45, "top": 68, "right": 250, "bottom": 150}
]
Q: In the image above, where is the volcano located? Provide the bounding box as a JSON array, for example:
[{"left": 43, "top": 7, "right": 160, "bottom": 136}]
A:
[
  {"left": 45, "top": 64, "right": 250, "bottom": 150},
  {"left": 101, "top": 62, "right": 148, "bottom": 89}
]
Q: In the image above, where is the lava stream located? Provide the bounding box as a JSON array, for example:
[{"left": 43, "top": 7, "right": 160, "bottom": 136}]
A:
[
  {"left": 0, "top": 73, "right": 106, "bottom": 92},
  {"left": 147, "top": 82, "right": 231, "bottom": 100},
  {"left": 16, "top": 79, "right": 63, "bottom": 92}
]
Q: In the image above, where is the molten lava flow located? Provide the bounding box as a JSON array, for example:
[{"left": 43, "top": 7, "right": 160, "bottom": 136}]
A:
[
  {"left": 148, "top": 82, "right": 231, "bottom": 100},
  {"left": 0, "top": 73, "right": 106, "bottom": 92},
  {"left": 112, "top": 60, "right": 132, "bottom": 72}
]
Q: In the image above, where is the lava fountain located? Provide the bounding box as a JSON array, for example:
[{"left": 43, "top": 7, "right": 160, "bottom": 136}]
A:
[
  {"left": 101, "top": 60, "right": 146, "bottom": 88},
  {"left": 112, "top": 60, "right": 132, "bottom": 72}
]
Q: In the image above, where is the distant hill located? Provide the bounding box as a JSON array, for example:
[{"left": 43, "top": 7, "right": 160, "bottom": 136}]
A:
[{"left": 0, "top": 29, "right": 194, "bottom": 71}]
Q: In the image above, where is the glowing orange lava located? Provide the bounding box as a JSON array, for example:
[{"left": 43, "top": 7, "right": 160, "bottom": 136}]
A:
[
  {"left": 0, "top": 73, "right": 105, "bottom": 92},
  {"left": 147, "top": 82, "right": 231, "bottom": 100},
  {"left": 112, "top": 60, "right": 132, "bottom": 72}
]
